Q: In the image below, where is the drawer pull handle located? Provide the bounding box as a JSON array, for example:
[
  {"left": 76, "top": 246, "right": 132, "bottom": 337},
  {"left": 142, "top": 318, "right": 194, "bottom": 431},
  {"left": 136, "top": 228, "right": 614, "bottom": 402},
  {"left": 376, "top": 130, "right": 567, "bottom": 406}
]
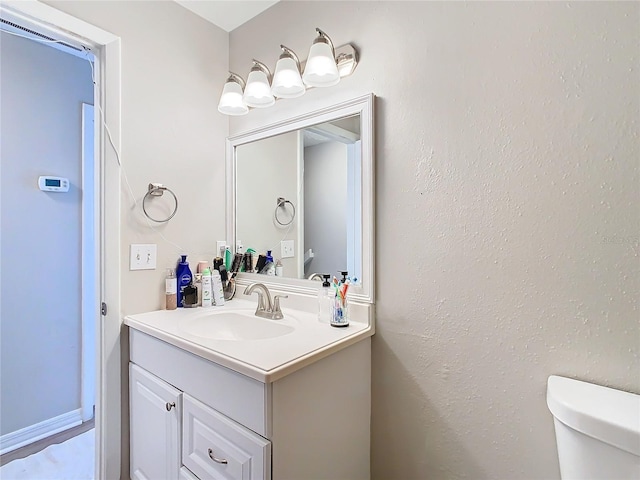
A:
[
  {"left": 208, "top": 448, "right": 228, "bottom": 464},
  {"left": 165, "top": 402, "right": 176, "bottom": 411}
]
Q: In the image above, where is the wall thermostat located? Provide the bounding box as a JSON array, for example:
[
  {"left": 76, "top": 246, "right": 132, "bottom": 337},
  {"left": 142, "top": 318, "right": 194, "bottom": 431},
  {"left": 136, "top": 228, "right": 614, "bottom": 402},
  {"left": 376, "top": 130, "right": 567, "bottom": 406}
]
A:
[{"left": 38, "top": 176, "right": 70, "bottom": 192}]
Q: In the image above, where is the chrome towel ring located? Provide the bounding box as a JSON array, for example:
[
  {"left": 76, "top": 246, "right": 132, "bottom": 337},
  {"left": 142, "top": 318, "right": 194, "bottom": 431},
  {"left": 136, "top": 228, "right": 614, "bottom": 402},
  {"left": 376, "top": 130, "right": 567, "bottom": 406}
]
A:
[
  {"left": 275, "top": 197, "right": 296, "bottom": 226},
  {"left": 142, "top": 183, "right": 178, "bottom": 223}
]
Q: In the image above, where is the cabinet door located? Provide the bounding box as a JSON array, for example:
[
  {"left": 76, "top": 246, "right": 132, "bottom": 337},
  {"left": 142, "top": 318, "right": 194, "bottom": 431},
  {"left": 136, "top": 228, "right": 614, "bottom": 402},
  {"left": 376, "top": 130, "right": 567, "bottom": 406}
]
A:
[
  {"left": 182, "top": 394, "right": 271, "bottom": 480},
  {"left": 130, "top": 363, "right": 182, "bottom": 480}
]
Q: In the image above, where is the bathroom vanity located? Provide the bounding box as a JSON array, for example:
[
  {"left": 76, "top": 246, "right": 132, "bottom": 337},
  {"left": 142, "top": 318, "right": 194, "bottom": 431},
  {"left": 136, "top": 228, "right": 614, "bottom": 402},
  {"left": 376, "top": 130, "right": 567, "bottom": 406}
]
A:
[
  {"left": 125, "top": 299, "right": 374, "bottom": 480},
  {"left": 126, "top": 94, "right": 376, "bottom": 480}
]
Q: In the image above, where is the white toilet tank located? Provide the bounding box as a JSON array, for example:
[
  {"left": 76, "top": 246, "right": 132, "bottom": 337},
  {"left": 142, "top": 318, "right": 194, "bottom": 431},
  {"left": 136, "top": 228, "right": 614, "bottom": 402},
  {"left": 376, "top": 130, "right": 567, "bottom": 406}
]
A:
[{"left": 547, "top": 375, "right": 640, "bottom": 480}]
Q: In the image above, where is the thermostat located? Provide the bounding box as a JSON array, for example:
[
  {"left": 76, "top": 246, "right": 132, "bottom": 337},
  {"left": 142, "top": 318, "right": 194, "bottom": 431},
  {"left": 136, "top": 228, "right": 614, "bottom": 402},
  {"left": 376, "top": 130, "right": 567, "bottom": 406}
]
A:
[{"left": 38, "top": 176, "right": 69, "bottom": 192}]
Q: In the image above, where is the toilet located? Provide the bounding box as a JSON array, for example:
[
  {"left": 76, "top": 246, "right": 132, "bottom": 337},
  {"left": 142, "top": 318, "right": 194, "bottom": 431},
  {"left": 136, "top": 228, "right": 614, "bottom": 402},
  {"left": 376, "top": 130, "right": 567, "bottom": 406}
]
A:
[{"left": 547, "top": 375, "right": 640, "bottom": 479}]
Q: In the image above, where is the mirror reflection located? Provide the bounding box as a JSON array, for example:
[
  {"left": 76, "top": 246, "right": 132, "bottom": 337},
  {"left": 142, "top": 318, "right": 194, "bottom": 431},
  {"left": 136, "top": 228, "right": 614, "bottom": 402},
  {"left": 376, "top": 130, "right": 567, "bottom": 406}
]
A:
[{"left": 235, "top": 114, "right": 362, "bottom": 283}]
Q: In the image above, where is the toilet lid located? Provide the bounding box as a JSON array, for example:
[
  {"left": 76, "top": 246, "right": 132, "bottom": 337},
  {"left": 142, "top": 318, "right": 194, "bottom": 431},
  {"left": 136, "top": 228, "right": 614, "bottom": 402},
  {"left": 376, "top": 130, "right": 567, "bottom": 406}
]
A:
[{"left": 547, "top": 375, "right": 640, "bottom": 456}]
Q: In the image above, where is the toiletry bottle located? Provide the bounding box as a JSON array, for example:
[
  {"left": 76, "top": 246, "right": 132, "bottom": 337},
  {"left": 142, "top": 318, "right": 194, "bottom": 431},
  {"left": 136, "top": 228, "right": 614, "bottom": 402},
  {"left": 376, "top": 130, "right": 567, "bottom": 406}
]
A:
[
  {"left": 318, "top": 274, "right": 332, "bottom": 323},
  {"left": 176, "top": 255, "right": 193, "bottom": 307},
  {"left": 165, "top": 268, "right": 177, "bottom": 310},
  {"left": 275, "top": 259, "right": 283, "bottom": 277},
  {"left": 231, "top": 253, "right": 243, "bottom": 274},
  {"left": 218, "top": 264, "right": 228, "bottom": 284},
  {"left": 182, "top": 283, "right": 198, "bottom": 307},
  {"left": 243, "top": 252, "right": 252, "bottom": 272},
  {"left": 255, "top": 255, "right": 267, "bottom": 273},
  {"left": 264, "top": 250, "right": 275, "bottom": 275},
  {"left": 225, "top": 248, "right": 232, "bottom": 270},
  {"left": 201, "top": 268, "right": 213, "bottom": 307},
  {"left": 247, "top": 248, "right": 258, "bottom": 272},
  {"left": 194, "top": 273, "right": 203, "bottom": 306},
  {"left": 213, "top": 257, "right": 223, "bottom": 272},
  {"left": 211, "top": 269, "right": 225, "bottom": 306}
]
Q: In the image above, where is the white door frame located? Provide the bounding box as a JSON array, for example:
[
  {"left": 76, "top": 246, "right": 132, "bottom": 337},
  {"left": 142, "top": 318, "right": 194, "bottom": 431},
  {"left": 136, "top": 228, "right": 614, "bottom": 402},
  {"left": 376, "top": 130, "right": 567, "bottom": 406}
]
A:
[
  {"left": 0, "top": 2, "right": 122, "bottom": 478},
  {"left": 81, "top": 102, "right": 96, "bottom": 423}
]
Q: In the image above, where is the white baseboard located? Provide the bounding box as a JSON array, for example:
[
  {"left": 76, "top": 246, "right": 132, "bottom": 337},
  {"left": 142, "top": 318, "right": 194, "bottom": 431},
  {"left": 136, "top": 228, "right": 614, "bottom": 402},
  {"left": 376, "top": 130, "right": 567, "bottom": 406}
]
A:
[{"left": 0, "top": 408, "right": 83, "bottom": 455}]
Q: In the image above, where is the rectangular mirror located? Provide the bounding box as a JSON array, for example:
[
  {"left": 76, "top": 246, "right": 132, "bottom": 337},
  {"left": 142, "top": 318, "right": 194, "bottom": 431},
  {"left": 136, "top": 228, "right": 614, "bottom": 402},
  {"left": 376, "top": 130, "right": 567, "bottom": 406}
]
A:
[{"left": 226, "top": 94, "right": 374, "bottom": 303}]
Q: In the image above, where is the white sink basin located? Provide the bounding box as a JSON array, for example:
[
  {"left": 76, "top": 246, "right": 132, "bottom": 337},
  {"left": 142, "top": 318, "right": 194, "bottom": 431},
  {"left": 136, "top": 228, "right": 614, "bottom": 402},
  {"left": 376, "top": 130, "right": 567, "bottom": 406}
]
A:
[{"left": 178, "top": 310, "right": 295, "bottom": 341}]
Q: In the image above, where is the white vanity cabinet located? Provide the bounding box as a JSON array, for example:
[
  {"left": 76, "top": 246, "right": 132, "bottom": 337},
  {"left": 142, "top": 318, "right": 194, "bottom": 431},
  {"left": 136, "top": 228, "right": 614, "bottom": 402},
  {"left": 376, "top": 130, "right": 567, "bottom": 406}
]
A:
[
  {"left": 128, "top": 327, "right": 371, "bottom": 480},
  {"left": 130, "top": 362, "right": 269, "bottom": 480}
]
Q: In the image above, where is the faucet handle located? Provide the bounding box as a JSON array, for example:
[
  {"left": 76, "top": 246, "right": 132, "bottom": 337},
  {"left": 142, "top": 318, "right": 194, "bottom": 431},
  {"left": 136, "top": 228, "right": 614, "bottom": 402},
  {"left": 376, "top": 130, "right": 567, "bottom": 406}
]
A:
[{"left": 272, "top": 294, "right": 288, "bottom": 312}]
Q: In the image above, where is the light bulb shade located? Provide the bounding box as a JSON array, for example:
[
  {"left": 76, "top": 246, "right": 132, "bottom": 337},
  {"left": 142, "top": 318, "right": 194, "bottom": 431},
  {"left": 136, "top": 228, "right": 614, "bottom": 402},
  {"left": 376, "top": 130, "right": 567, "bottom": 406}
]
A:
[
  {"left": 218, "top": 79, "right": 248, "bottom": 116},
  {"left": 243, "top": 69, "right": 275, "bottom": 108},
  {"left": 302, "top": 41, "right": 340, "bottom": 87},
  {"left": 271, "top": 56, "right": 306, "bottom": 98}
]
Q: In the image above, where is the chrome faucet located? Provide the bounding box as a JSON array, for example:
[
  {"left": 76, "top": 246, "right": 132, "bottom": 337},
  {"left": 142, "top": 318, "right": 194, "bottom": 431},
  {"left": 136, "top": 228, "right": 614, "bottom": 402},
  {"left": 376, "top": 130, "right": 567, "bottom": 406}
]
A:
[
  {"left": 244, "top": 283, "right": 288, "bottom": 320},
  {"left": 307, "top": 273, "right": 324, "bottom": 281}
]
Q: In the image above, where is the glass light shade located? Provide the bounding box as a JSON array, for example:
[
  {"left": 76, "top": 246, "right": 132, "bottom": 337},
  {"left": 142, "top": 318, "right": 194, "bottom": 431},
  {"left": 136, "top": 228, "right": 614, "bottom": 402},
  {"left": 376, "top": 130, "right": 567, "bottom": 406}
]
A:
[
  {"left": 217, "top": 80, "right": 248, "bottom": 116},
  {"left": 243, "top": 69, "right": 275, "bottom": 108},
  {"left": 271, "top": 56, "right": 306, "bottom": 98},
  {"left": 302, "top": 41, "right": 340, "bottom": 87}
]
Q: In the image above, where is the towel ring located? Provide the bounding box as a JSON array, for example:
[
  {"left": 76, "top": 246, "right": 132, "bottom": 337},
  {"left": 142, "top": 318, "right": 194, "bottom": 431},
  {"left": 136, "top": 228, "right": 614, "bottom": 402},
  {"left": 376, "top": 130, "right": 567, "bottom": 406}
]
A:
[
  {"left": 275, "top": 197, "right": 295, "bottom": 226},
  {"left": 142, "top": 183, "right": 178, "bottom": 223}
]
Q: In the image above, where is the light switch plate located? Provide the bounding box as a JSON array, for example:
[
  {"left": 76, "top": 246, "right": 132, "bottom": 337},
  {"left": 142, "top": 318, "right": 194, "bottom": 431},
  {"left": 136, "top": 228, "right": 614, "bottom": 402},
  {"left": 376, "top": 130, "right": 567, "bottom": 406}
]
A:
[
  {"left": 281, "top": 240, "right": 294, "bottom": 258},
  {"left": 130, "top": 244, "right": 157, "bottom": 270}
]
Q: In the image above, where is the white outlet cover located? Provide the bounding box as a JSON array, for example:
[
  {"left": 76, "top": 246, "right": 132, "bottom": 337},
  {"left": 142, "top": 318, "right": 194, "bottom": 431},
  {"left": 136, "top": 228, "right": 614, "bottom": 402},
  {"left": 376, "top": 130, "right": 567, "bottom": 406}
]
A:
[
  {"left": 216, "top": 240, "right": 226, "bottom": 256},
  {"left": 281, "top": 240, "right": 294, "bottom": 258},
  {"left": 130, "top": 244, "right": 157, "bottom": 270}
]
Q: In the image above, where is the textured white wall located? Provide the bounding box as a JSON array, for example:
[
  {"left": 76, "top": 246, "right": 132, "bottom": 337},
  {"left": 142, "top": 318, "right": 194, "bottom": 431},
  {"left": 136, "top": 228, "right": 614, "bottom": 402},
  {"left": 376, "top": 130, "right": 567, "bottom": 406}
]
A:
[
  {"left": 0, "top": 31, "right": 93, "bottom": 435},
  {"left": 45, "top": 1, "right": 230, "bottom": 315},
  {"left": 230, "top": 2, "right": 640, "bottom": 478}
]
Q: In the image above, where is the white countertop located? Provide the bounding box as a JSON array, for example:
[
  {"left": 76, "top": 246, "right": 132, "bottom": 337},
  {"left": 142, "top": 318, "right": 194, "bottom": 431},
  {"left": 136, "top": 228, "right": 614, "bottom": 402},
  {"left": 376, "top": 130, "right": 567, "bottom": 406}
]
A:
[{"left": 124, "top": 298, "right": 373, "bottom": 383}]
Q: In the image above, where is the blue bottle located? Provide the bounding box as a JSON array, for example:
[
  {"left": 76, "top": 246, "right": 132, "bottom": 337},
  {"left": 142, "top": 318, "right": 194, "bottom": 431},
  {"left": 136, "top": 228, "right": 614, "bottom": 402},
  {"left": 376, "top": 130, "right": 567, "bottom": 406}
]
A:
[{"left": 176, "top": 255, "right": 193, "bottom": 307}]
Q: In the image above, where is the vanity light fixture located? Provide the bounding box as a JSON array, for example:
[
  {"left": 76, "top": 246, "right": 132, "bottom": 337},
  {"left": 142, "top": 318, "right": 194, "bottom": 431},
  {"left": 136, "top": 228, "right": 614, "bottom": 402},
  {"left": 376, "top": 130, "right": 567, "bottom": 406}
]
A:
[
  {"left": 217, "top": 72, "right": 248, "bottom": 116},
  {"left": 243, "top": 59, "right": 275, "bottom": 108},
  {"left": 217, "top": 28, "right": 358, "bottom": 116},
  {"left": 302, "top": 28, "right": 340, "bottom": 88},
  {"left": 336, "top": 44, "right": 358, "bottom": 77},
  {"left": 271, "top": 45, "right": 306, "bottom": 99}
]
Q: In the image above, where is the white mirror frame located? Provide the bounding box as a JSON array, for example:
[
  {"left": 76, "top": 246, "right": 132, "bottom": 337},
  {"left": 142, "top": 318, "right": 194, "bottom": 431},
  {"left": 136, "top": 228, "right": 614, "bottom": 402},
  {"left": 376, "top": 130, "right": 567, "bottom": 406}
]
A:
[{"left": 226, "top": 93, "right": 375, "bottom": 303}]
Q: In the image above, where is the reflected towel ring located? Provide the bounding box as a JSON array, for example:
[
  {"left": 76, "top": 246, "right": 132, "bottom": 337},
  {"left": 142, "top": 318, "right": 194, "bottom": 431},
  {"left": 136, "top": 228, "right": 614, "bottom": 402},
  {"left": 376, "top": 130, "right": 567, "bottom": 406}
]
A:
[
  {"left": 275, "top": 197, "right": 295, "bottom": 226},
  {"left": 142, "top": 183, "right": 178, "bottom": 223}
]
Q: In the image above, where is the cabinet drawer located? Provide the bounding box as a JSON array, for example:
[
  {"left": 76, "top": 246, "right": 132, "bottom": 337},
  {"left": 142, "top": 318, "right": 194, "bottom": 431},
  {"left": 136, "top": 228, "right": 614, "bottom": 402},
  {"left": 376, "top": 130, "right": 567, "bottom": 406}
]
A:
[
  {"left": 182, "top": 394, "right": 271, "bottom": 480},
  {"left": 179, "top": 466, "right": 199, "bottom": 480}
]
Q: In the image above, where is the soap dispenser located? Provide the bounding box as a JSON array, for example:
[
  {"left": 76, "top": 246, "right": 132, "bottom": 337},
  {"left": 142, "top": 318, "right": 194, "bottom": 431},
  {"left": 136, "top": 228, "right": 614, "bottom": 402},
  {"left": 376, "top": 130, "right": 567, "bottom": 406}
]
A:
[{"left": 318, "top": 274, "right": 332, "bottom": 323}]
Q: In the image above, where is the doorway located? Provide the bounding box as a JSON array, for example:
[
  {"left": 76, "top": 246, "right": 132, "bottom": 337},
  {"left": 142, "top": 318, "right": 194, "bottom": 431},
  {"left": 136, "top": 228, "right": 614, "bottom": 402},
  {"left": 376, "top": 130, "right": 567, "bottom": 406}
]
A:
[
  {"left": 0, "top": 2, "right": 122, "bottom": 478},
  {"left": 0, "top": 17, "right": 95, "bottom": 477}
]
